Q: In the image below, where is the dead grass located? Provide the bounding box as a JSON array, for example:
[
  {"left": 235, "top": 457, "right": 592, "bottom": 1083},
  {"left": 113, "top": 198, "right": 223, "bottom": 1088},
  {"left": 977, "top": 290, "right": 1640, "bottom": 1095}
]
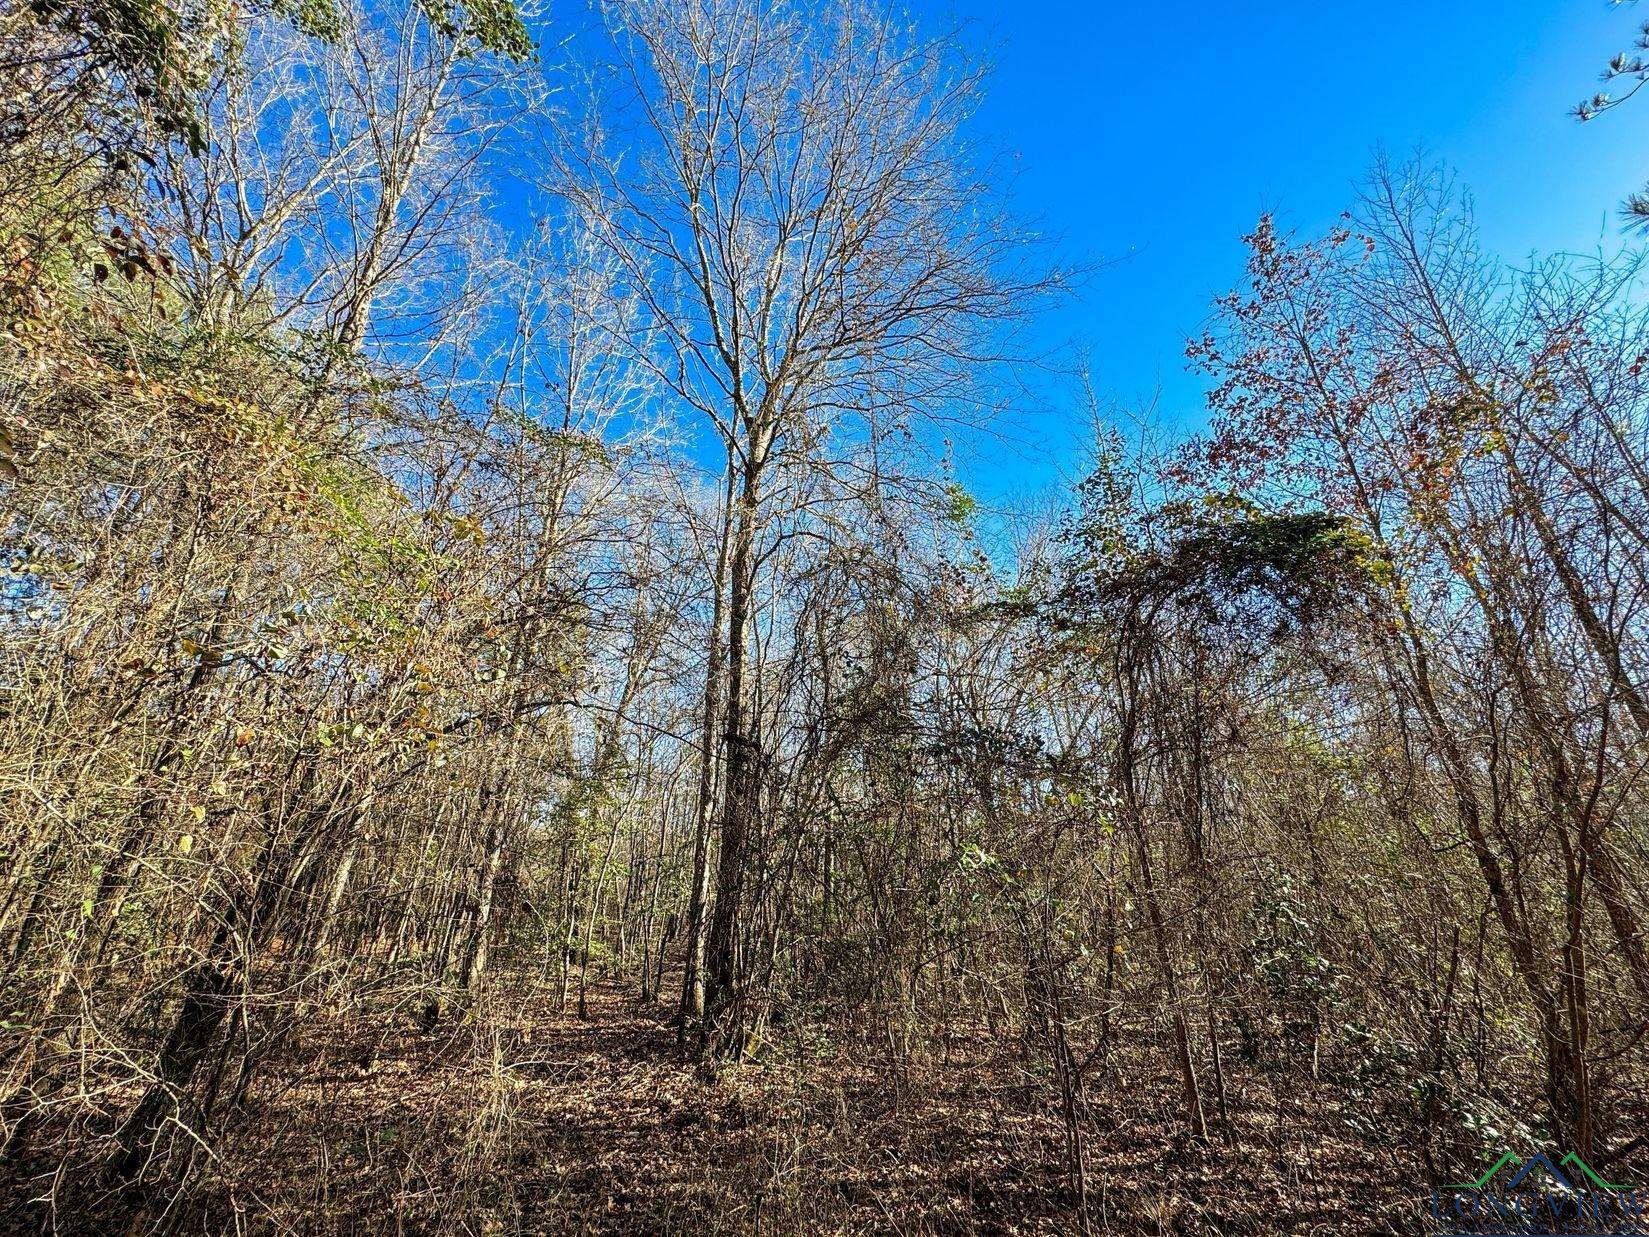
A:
[{"left": 0, "top": 984, "right": 1552, "bottom": 1235}]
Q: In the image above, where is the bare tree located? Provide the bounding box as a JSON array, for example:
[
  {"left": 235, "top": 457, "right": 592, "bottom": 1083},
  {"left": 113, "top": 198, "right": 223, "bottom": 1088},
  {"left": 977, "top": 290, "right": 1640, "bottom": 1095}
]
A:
[{"left": 564, "top": 0, "right": 1043, "bottom": 1055}]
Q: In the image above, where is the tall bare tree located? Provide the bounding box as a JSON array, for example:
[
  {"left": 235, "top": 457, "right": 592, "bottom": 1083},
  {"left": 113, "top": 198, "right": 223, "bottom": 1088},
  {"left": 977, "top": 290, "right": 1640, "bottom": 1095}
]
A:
[{"left": 565, "top": 0, "right": 1042, "bottom": 1054}]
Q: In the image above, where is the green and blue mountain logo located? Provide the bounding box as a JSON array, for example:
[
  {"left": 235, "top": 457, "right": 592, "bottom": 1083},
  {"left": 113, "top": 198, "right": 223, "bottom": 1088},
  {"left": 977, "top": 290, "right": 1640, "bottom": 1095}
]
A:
[
  {"left": 1447, "top": 1150, "right": 1627, "bottom": 1193},
  {"left": 1430, "top": 1150, "right": 1645, "bottom": 1236}
]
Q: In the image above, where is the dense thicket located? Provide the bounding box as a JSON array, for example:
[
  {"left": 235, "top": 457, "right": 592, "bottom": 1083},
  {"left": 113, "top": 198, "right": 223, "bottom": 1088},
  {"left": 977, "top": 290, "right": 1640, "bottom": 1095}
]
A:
[{"left": 2, "top": 0, "right": 1647, "bottom": 1231}]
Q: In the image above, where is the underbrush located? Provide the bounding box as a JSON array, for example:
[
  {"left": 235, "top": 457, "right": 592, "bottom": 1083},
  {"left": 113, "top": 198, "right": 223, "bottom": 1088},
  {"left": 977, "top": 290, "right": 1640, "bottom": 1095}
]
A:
[{"left": 9, "top": 976, "right": 1626, "bottom": 1236}]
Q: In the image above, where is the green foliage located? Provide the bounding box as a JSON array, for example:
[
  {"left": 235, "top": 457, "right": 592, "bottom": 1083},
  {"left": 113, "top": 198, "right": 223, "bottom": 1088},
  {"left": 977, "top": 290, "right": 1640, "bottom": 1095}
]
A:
[
  {"left": 941, "top": 481, "right": 978, "bottom": 526},
  {"left": 417, "top": 0, "right": 533, "bottom": 60},
  {"left": 25, "top": 0, "right": 530, "bottom": 157},
  {"left": 1234, "top": 868, "right": 1344, "bottom": 1062},
  {"left": 1067, "top": 424, "right": 1138, "bottom": 565},
  {"left": 1077, "top": 503, "right": 1382, "bottom": 636},
  {"left": 28, "top": 0, "right": 340, "bottom": 153}
]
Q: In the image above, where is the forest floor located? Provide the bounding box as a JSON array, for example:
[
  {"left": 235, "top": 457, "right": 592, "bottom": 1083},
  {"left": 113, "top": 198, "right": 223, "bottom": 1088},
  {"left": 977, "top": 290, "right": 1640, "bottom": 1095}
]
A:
[{"left": 4, "top": 982, "right": 1433, "bottom": 1235}]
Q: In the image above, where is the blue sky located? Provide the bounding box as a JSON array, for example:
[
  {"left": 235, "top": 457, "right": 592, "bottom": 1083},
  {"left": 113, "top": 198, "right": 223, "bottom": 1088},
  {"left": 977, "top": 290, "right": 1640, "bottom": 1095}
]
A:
[{"left": 919, "top": 1, "right": 1649, "bottom": 506}]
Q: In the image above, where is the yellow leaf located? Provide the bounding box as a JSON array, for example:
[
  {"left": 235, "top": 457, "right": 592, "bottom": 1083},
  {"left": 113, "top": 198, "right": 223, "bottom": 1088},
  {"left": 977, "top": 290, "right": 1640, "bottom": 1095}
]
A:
[{"left": 178, "top": 834, "right": 194, "bottom": 853}]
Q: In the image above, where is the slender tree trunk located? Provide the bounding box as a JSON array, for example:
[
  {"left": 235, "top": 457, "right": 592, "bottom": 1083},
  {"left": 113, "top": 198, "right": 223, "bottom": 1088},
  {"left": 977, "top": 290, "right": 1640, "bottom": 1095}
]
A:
[
  {"left": 578, "top": 811, "right": 623, "bottom": 1020},
  {"left": 458, "top": 819, "right": 508, "bottom": 993},
  {"left": 681, "top": 451, "right": 735, "bottom": 1039},
  {"left": 703, "top": 450, "right": 763, "bottom": 1056}
]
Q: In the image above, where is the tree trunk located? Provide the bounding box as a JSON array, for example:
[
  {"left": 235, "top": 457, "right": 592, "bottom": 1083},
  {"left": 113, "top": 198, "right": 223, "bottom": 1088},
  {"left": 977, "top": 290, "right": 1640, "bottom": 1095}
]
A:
[
  {"left": 681, "top": 451, "right": 735, "bottom": 1039},
  {"left": 703, "top": 453, "right": 763, "bottom": 1057}
]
